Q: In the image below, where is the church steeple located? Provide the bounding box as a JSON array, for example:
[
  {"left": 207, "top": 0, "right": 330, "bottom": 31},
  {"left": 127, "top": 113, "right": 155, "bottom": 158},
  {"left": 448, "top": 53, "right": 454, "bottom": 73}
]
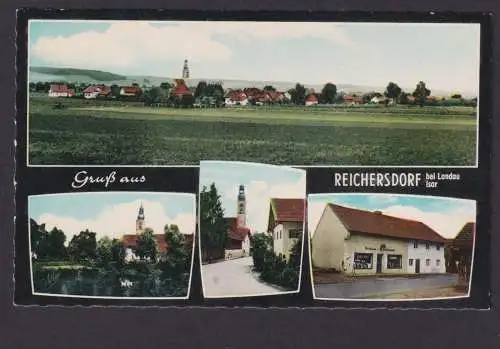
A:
[
  {"left": 236, "top": 185, "right": 246, "bottom": 227},
  {"left": 182, "top": 59, "right": 190, "bottom": 79},
  {"left": 136, "top": 202, "right": 145, "bottom": 234}
]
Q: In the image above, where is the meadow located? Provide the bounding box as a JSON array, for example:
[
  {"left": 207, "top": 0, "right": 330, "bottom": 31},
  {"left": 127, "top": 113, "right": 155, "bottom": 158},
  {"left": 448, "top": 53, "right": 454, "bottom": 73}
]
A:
[{"left": 28, "top": 96, "right": 478, "bottom": 166}]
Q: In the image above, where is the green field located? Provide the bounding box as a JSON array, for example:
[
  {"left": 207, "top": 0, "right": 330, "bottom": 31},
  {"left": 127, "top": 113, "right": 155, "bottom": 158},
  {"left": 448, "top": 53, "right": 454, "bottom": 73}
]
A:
[{"left": 28, "top": 97, "right": 477, "bottom": 166}]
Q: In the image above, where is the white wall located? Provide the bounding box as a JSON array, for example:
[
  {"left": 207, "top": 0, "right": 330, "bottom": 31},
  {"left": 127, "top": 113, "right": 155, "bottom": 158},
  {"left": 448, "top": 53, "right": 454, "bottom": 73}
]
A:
[
  {"left": 406, "top": 241, "right": 446, "bottom": 274},
  {"left": 311, "top": 207, "right": 348, "bottom": 270},
  {"left": 273, "top": 221, "right": 302, "bottom": 259}
]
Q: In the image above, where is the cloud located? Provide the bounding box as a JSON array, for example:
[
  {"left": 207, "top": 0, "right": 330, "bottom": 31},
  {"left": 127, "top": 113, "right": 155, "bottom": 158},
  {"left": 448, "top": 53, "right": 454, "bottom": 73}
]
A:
[
  {"left": 199, "top": 21, "right": 353, "bottom": 45},
  {"left": 31, "top": 21, "right": 233, "bottom": 70},
  {"left": 381, "top": 203, "right": 476, "bottom": 239},
  {"left": 307, "top": 200, "right": 327, "bottom": 236},
  {"left": 36, "top": 199, "right": 195, "bottom": 245},
  {"left": 31, "top": 21, "right": 353, "bottom": 71},
  {"left": 367, "top": 195, "right": 399, "bottom": 206},
  {"left": 223, "top": 174, "right": 306, "bottom": 233}
]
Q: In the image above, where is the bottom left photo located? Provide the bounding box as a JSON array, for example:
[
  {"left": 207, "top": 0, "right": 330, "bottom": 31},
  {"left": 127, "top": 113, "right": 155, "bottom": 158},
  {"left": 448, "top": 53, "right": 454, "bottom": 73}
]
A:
[{"left": 28, "top": 192, "right": 196, "bottom": 299}]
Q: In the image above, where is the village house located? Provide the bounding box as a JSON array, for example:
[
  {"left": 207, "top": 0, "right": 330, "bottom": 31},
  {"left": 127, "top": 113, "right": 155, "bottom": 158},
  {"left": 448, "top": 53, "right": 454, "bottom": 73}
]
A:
[
  {"left": 224, "top": 90, "right": 249, "bottom": 106},
  {"left": 48, "top": 84, "right": 75, "bottom": 98},
  {"left": 311, "top": 203, "right": 447, "bottom": 275},
  {"left": 83, "top": 85, "right": 111, "bottom": 99},
  {"left": 267, "top": 198, "right": 305, "bottom": 260},
  {"left": 119, "top": 86, "right": 142, "bottom": 98},
  {"left": 445, "top": 222, "right": 475, "bottom": 284},
  {"left": 171, "top": 79, "right": 193, "bottom": 98},
  {"left": 223, "top": 185, "right": 251, "bottom": 259},
  {"left": 305, "top": 94, "right": 318, "bottom": 106},
  {"left": 121, "top": 203, "right": 193, "bottom": 263}
]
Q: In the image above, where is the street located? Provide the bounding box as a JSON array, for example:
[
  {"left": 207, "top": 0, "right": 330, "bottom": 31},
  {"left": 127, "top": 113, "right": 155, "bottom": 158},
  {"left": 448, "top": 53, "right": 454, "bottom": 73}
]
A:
[
  {"left": 314, "top": 274, "right": 459, "bottom": 299},
  {"left": 202, "top": 256, "right": 282, "bottom": 298}
]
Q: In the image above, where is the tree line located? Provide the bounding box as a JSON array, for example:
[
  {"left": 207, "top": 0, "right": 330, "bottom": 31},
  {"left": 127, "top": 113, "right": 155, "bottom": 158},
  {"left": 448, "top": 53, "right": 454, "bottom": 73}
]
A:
[
  {"left": 30, "top": 218, "right": 191, "bottom": 273},
  {"left": 30, "top": 79, "right": 477, "bottom": 108}
]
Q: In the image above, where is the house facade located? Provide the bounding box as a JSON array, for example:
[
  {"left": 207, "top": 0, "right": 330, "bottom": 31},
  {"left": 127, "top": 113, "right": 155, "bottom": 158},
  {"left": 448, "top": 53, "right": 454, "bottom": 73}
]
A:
[
  {"left": 119, "top": 86, "right": 142, "bottom": 97},
  {"left": 83, "top": 85, "right": 111, "bottom": 99},
  {"left": 446, "top": 222, "right": 475, "bottom": 284},
  {"left": 311, "top": 203, "right": 447, "bottom": 275},
  {"left": 225, "top": 90, "right": 249, "bottom": 106},
  {"left": 48, "top": 84, "right": 75, "bottom": 98},
  {"left": 267, "top": 198, "right": 305, "bottom": 260},
  {"left": 305, "top": 94, "right": 318, "bottom": 106}
]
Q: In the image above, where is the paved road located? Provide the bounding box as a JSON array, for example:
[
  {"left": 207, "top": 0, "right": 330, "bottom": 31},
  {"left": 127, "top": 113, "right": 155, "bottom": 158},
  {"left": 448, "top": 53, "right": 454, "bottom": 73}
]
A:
[
  {"left": 314, "top": 274, "right": 459, "bottom": 299},
  {"left": 202, "top": 257, "right": 282, "bottom": 298}
]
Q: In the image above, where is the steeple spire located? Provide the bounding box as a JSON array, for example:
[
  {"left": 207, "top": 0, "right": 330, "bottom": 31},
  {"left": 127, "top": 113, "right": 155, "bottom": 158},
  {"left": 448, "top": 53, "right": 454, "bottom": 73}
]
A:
[
  {"left": 136, "top": 202, "right": 145, "bottom": 234},
  {"left": 182, "top": 59, "right": 190, "bottom": 79}
]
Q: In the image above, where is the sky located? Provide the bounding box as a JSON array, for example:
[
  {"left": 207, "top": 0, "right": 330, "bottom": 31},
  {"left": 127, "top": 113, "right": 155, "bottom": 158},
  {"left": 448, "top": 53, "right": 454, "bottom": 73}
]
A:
[
  {"left": 199, "top": 161, "right": 306, "bottom": 233},
  {"left": 29, "top": 192, "right": 196, "bottom": 244},
  {"left": 308, "top": 194, "right": 476, "bottom": 239},
  {"left": 29, "top": 20, "right": 480, "bottom": 94}
]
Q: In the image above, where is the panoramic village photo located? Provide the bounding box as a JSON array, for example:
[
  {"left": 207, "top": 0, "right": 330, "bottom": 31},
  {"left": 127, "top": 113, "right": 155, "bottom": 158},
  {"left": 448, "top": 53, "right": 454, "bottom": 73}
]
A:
[
  {"left": 199, "top": 161, "right": 306, "bottom": 298},
  {"left": 27, "top": 20, "right": 479, "bottom": 167},
  {"left": 29, "top": 192, "right": 196, "bottom": 298},
  {"left": 308, "top": 194, "right": 476, "bottom": 300}
]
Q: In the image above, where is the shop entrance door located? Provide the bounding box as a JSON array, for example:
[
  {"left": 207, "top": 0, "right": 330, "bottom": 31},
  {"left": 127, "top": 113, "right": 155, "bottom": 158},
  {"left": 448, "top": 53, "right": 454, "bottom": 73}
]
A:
[{"left": 376, "top": 254, "right": 383, "bottom": 273}]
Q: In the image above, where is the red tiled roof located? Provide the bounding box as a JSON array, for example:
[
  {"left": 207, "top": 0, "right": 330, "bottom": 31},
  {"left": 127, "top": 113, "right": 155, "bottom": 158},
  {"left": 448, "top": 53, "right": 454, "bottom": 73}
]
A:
[
  {"left": 50, "top": 84, "right": 70, "bottom": 93},
  {"left": 172, "top": 79, "right": 193, "bottom": 96},
  {"left": 226, "top": 90, "right": 248, "bottom": 102},
  {"left": 121, "top": 86, "right": 142, "bottom": 95},
  {"left": 305, "top": 94, "right": 318, "bottom": 102},
  {"left": 328, "top": 203, "right": 446, "bottom": 243},
  {"left": 453, "top": 222, "right": 475, "bottom": 247},
  {"left": 84, "top": 85, "right": 112, "bottom": 95},
  {"left": 224, "top": 217, "right": 251, "bottom": 241},
  {"left": 122, "top": 233, "right": 194, "bottom": 252},
  {"left": 271, "top": 198, "right": 306, "bottom": 222}
]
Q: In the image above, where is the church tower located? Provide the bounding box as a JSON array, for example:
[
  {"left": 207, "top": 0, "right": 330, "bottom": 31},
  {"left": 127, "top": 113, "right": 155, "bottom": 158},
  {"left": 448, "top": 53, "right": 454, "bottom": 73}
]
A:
[
  {"left": 236, "top": 185, "right": 246, "bottom": 227},
  {"left": 136, "top": 202, "right": 145, "bottom": 234},
  {"left": 182, "top": 59, "right": 190, "bottom": 79}
]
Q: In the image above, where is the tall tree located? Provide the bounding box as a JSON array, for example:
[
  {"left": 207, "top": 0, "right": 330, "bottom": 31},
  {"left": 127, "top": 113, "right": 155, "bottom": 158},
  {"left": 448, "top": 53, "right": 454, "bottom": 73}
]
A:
[
  {"left": 290, "top": 83, "right": 306, "bottom": 105},
  {"left": 46, "top": 227, "right": 67, "bottom": 260},
  {"left": 412, "top": 81, "right": 431, "bottom": 107},
  {"left": 135, "top": 228, "right": 157, "bottom": 262},
  {"left": 111, "top": 239, "right": 126, "bottom": 268},
  {"left": 143, "top": 87, "right": 166, "bottom": 105},
  {"left": 320, "top": 83, "right": 337, "bottom": 104},
  {"left": 398, "top": 92, "right": 409, "bottom": 105},
  {"left": 96, "top": 236, "right": 113, "bottom": 266},
  {"left": 159, "top": 82, "right": 173, "bottom": 91},
  {"left": 195, "top": 81, "right": 208, "bottom": 98},
  {"left": 67, "top": 229, "right": 97, "bottom": 263},
  {"left": 199, "top": 183, "right": 227, "bottom": 260},
  {"left": 163, "top": 224, "right": 191, "bottom": 277},
  {"left": 263, "top": 85, "right": 276, "bottom": 92},
  {"left": 384, "top": 82, "right": 402, "bottom": 102}
]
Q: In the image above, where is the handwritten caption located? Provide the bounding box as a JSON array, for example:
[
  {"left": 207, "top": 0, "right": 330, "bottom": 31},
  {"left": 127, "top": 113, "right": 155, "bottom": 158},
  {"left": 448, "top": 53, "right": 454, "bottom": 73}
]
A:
[{"left": 71, "top": 170, "right": 146, "bottom": 189}]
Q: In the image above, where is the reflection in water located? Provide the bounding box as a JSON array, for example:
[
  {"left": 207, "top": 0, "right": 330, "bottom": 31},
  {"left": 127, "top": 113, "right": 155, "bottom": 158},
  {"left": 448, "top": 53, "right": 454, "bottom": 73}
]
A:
[{"left": 33, "top": 268, "right": 189, "bottom": 298}]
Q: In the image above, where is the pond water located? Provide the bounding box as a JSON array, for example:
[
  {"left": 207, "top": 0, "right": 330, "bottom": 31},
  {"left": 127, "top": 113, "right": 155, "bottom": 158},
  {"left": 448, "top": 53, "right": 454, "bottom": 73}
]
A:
[{"left": 33, "top": 268, "right": 189, "bottom": 298}]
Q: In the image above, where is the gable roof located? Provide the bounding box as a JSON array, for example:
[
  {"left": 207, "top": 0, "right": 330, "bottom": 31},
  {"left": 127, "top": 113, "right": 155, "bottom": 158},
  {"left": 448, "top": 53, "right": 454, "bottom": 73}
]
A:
[
  {"left": 270, "top": 198, "right": 306, "bottom": 223},
  {"left": 122, "top": 233, "right": 194, "bottom": 252},
  {"left": 224, "top": 217, "right": 251, "bottom": 241},
  {"left": 172, "top": 79, "right": 193, "bottom": 96},
  {"left": 328, "top": 203, "right": 446, "bottom": 243},
  {"left": 452, "top": 222, "right": 475, "bottom": 247}
]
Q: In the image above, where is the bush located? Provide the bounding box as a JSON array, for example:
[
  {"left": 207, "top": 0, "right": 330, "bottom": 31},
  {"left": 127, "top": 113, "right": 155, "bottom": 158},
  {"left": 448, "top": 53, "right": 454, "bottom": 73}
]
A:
[{"left": 250, "top": 233, "right": 302, "bottom": 291}]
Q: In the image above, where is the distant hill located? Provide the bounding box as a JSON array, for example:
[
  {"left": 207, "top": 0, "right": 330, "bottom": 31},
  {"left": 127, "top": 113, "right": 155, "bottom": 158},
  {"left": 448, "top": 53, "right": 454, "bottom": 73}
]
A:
[
  {"left": 28, "top": 66, "right": 476, "bottom": 97},
  {"left": 30, "top": 67, "right": 127, "bottom": 82}
]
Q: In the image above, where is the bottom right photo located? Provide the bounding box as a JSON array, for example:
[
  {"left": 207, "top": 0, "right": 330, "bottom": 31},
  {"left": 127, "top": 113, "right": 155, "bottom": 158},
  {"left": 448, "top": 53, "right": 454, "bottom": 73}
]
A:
[{"left": 308, "top": 193, "right": 476, "bottom": 301}]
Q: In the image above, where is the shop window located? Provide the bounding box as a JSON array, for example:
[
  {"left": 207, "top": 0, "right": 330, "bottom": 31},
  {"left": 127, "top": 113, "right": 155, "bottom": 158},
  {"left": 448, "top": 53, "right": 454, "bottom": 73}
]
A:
[
  {"left": 387, "top": 254, "right": 402, "bottom": 269},
  {"left": 353, "top": 253, "right": 373, "bottom": 270}
]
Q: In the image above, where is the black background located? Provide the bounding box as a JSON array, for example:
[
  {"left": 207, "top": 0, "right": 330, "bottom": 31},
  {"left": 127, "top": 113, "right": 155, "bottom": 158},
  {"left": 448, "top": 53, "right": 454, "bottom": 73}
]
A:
[{"left": 3, "top": 3, "right": 500, "bottom": 349}]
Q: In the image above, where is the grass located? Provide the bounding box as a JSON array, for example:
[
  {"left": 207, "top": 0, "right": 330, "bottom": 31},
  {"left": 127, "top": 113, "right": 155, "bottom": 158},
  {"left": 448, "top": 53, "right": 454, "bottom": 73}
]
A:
[{"left": 27, "top": 97, "right": 478, "bottom": 166}]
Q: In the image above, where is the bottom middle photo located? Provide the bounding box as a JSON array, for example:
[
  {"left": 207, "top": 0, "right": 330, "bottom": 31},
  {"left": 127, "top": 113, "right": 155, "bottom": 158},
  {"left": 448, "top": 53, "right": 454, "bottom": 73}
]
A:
[{"left": 199, "top": 161, "right": 306, "bottom": 298}]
